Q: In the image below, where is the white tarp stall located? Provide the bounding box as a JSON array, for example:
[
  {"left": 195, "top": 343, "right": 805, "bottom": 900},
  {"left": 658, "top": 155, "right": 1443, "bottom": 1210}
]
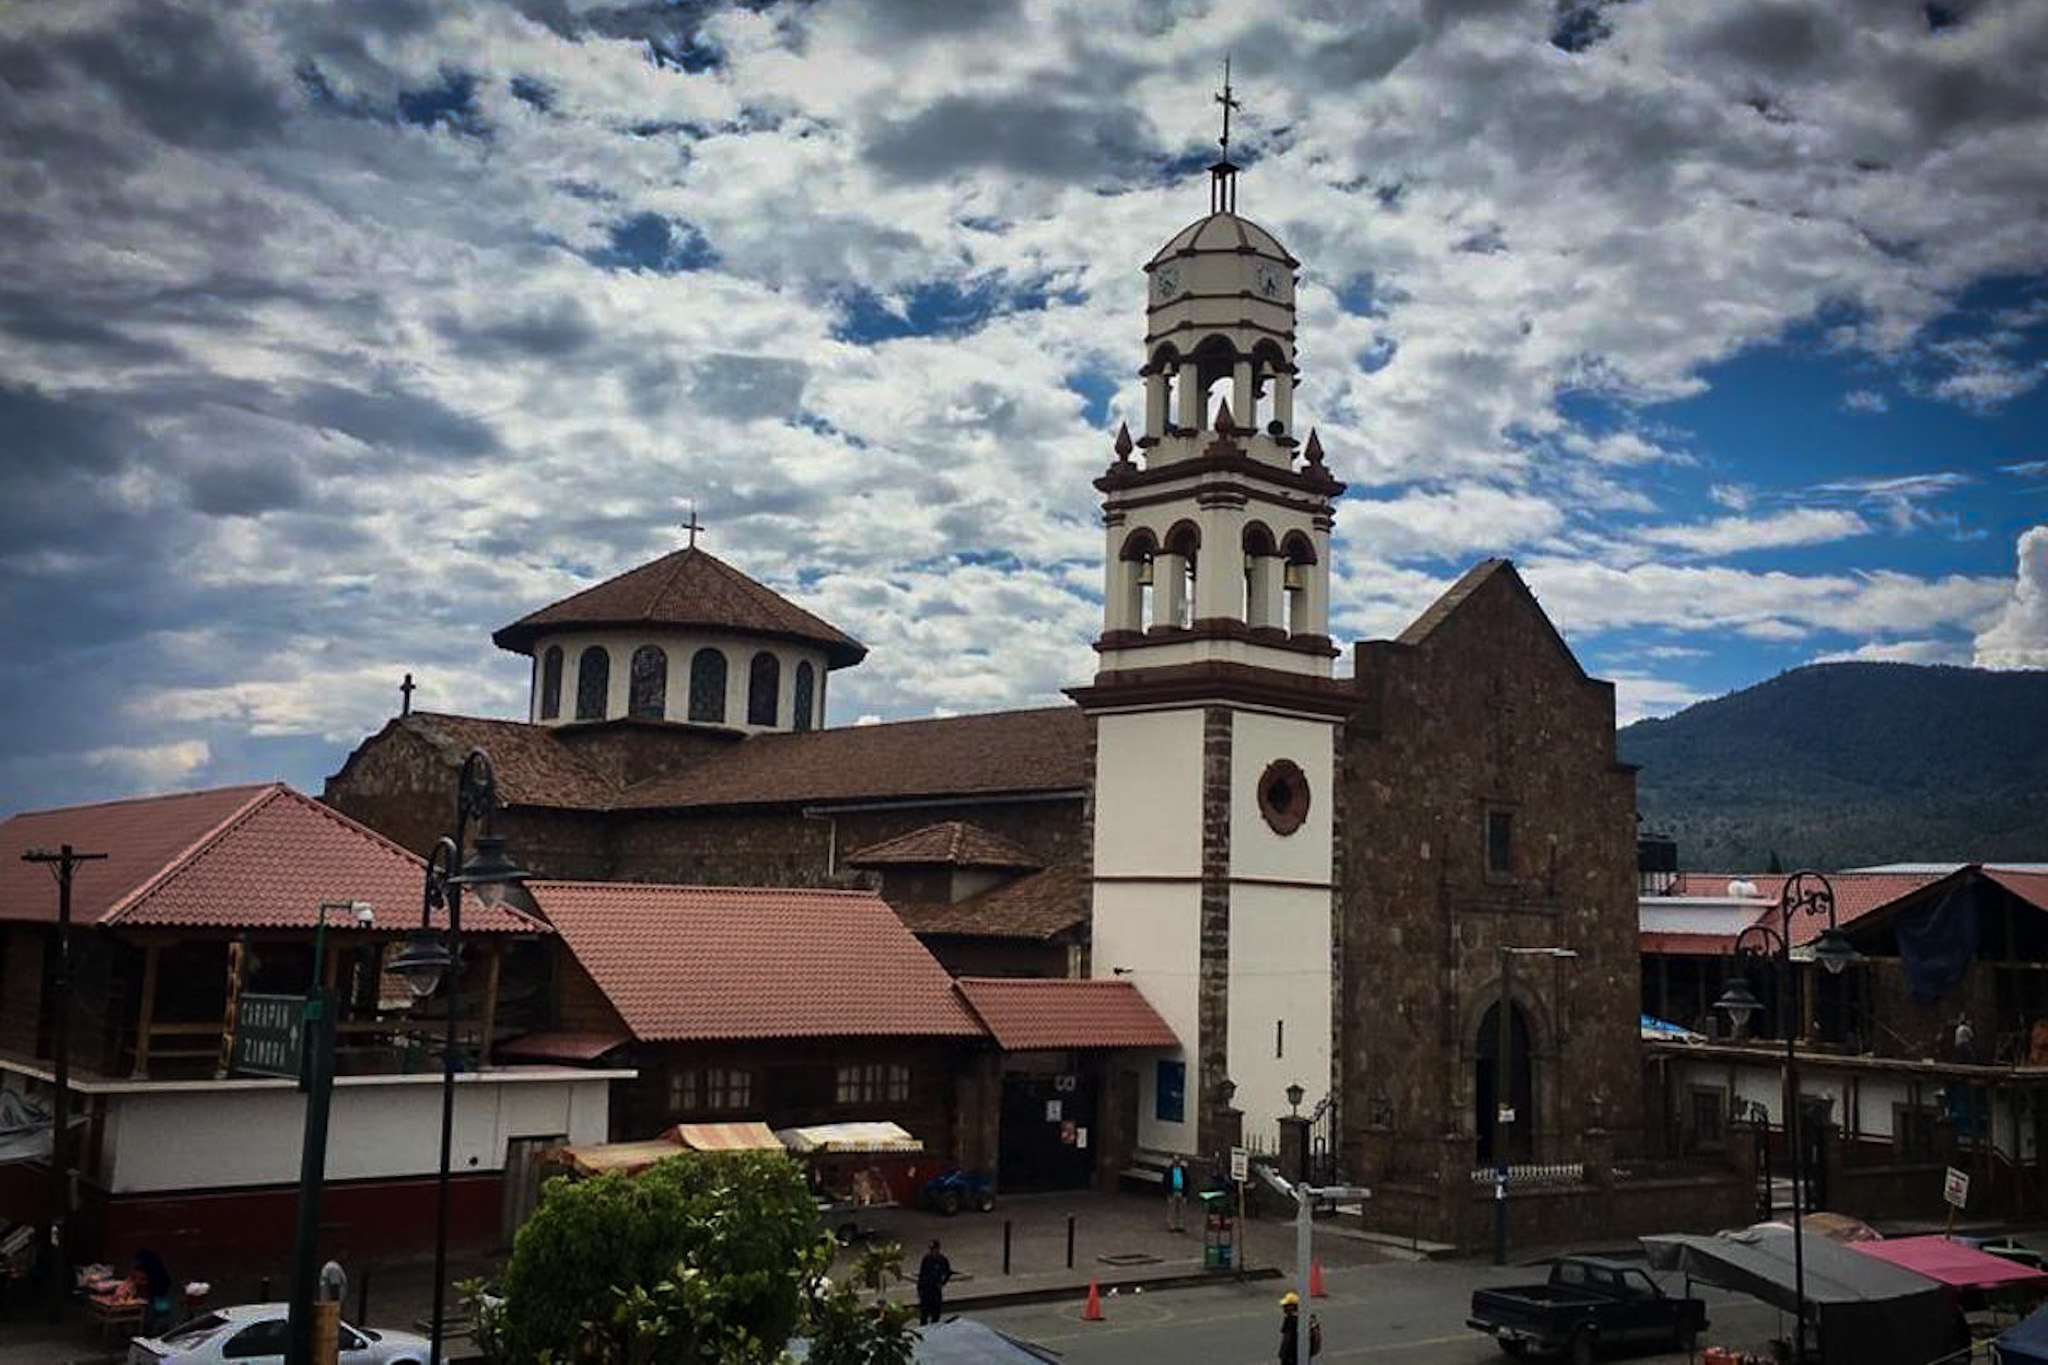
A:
[
  {"left": 0, "top": 1086, "right": 70, "bottom": 1164},
  {"left": 552, "top": 1120, "right": 783, "bottom": 1177},
  {"left": 774, "top": 1122, "right": 922, "bottom": 1154}
]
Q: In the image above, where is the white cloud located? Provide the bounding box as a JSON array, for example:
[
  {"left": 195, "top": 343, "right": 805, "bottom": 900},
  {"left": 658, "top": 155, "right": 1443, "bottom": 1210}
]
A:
[
  {"left": 81, "top": 740, "right": 212, "bottom": 789},
  {"left": 1840, "top": 388, "right": 1888, "bottom": 413},
  {"left": 1973, "top": 525, "right": 2048, "bottom": 668},
  {"left": 1608, "top": 672, "right": 1713, "bottom": 726},
  {"left": 1636, "top": 508, "right": 1871, "bottom": 557},
  {"left": 1814, "top": 638, "right": 1972, "bottom": 665}
]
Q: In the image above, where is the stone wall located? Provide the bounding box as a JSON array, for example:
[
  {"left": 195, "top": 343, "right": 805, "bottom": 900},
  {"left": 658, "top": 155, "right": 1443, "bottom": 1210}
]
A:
[{"left": 1339, "top": 565, "right": 1643, "bottom": 1243}]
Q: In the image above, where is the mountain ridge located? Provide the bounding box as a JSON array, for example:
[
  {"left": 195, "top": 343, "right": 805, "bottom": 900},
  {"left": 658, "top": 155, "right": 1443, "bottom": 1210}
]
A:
[{"left": 1616, "top": 661, "right": 2048, "bottom": 871}]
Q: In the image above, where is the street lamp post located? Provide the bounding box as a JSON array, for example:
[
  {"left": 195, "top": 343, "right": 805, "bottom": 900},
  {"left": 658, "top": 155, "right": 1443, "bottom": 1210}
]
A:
[
  {"left": 1713, "top": 871, "right": 1859, "bottom": 1365},
  {"left": 389, "top": 750, "right": 529, "bottom": 1365},
  {"left": 1492, "top": 946, "right": 1577, "bottom": 1267},
  {"left": 287, "top": 900, "right": 373, "bottom": 1365}
]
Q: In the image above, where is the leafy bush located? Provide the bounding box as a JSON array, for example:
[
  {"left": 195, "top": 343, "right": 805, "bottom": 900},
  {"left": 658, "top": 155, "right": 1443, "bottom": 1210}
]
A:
[{"left": 498, "top": 1151, "right": 825, "bottom": 1364}]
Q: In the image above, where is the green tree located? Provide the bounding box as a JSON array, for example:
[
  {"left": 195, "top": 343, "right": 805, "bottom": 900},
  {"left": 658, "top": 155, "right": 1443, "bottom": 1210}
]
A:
[{"left": 498, "top": 1151, "right": 824, "bottom": 1363}]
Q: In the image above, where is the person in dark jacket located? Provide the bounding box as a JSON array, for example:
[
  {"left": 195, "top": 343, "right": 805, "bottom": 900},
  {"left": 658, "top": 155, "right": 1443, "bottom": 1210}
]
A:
[
  {"left": 1277, "top": 1292, "right": 1321, "bottom": 1361},
  {"left": 916, "top": 1239, "right": 953, "bottom": 1326}
]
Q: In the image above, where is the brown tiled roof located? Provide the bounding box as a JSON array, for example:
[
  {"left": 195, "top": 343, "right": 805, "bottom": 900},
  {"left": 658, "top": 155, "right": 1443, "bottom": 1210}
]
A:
[
  {"left": 498, "top": 1030, "right": 632, "bottom": 1062},
  {"left": 532, "top": 881, "right": 985, "bottom": 1042},
  {"left": 1987, "top": 868, "right": 2048, "bottom": 911},
  {"left": 1642, "top": 869, "right": 1956, "bottom": 957},
  {"left": 616, "top": 706, "right": 1088, "bottom": 810},
  {"left": 847, "top": 822, "right": 1043, "bottom": 871},
  {"left": 894, "top": 864, "right": 1088, "bottom": 941},
  {"left": 383, "top": 712, "right": 621, "bottom": 809},
  {"left": 492, "top": 547, "right": 866, "bottom": 667},
  {"left": 955, "top": 978, "right": 1178, "bottom": 1051},
  {"left": 0, "top": 784, "right": 543, "bottom": 934}
]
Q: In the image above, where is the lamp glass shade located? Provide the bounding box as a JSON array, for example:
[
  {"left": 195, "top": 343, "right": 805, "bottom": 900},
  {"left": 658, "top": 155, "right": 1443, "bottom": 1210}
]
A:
[
  {"left": 448, "top": 834, "right": 529, "bottom": 910},
  {"left": 1813, "top": 927, "right": 1860, "bottom": 977},
  {"left": 1285, "top": 1082, "right": 1306, "bottom": 1110},
  {"left": 391, "top": 929, "right": 453, "bottom": 999},
  {"left": 1714, "top": 977, "right": 1765, "bottom": 1029}
]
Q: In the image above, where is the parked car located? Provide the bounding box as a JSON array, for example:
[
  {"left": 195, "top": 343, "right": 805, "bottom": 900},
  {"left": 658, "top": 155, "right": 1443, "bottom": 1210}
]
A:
[
  {"left": 1466, "top": 1255, "right": 1708, "bottom": 1364},
  {"left": 128, "top": 1303, "right": 431, "bottom": 1364}
]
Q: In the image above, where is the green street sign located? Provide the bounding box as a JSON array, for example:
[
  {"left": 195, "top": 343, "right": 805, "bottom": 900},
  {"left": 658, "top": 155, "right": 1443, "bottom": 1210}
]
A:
[{"left": 233, "top": 992, "right": 307, "bottom": 1079}]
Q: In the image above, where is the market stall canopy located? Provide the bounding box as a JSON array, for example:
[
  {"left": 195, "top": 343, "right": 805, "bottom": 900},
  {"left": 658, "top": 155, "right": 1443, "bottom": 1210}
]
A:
[
  {"left": 552, "top": 1120, "right": 781, "bottom": 1175},
  {"left": 1643, "top": 1225, "right": 1953, "bottom": 1365},
  {"left": 1852, "top": 1235, "right": 2048, "bottom": 1298},
  {"left": 775, "top": 1122, "right": 922, "bottom": 1154},
  {"left": 669, "top": 1121, "right": 782, "bottom": 1152}
]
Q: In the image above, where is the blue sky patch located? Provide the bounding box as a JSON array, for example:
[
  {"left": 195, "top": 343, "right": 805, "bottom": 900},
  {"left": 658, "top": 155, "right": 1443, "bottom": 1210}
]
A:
[{"left": 589, "top": 212, "right": 719, "bottom": 273}]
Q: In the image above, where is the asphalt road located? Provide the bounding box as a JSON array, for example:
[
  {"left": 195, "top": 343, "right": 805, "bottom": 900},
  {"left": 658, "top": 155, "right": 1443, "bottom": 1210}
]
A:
[{"left": 968, "top": 1259, "right": 1791, "bottom": 1364}]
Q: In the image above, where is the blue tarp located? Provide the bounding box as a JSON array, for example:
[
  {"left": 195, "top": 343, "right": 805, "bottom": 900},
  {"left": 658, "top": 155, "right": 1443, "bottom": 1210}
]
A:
[
  {"left": 1996, "top": 1301, "right": 2048, "bottom": 1364},
  {"left": 1897, "top": 881, "right": 1981, "bottom": 1005}
]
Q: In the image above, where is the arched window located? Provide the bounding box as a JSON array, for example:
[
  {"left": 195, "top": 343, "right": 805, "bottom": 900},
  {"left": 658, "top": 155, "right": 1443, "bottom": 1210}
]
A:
[
  {"left": 688, "top": 648, "right": 727, "bottom": 723},
  {"left": 1242, "top": 523, "right": 1280, "bottom": 629},
  {"left": 539, "top": 646, "right": 564, "bottom": 720},
  {"left": 792, "top": 661, "right": 816, "bottom": 732},
  {"left": 1163, "top": 521, "right": 1200, "bottom": 628},
  {"left": 748, "top": 651, "right": 780, "bottom": 727},
  {"left": 629, "top": 645, "right": 667, "bottom": 720},
  {"left": 1281, "top": 532, "right": 1317, "bottom": 635},
  {"left": 1119, "top": 527, "right": 1159, "bottom": 631},
  {"left": 575, "top": 646, "right": 609, "bottom": 721}
]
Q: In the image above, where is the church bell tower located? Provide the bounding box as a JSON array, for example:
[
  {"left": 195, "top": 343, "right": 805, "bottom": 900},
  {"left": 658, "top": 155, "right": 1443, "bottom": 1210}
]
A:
[{"left": 1073, "top": 80, "right": 1351, "bottom": 1160}]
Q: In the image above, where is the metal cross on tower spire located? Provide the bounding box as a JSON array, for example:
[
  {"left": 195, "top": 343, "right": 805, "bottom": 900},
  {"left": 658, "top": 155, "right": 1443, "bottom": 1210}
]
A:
[
  {"left": 1209, "top": 56, "right": 1242, "bottom": 214},
  {"left": 680, "top": 502, "right": 705, "bottom": 549}
]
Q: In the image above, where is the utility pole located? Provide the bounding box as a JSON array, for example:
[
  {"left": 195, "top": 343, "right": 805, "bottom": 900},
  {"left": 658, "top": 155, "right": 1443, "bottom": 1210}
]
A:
[
  {"left": 1255, "top": 1165, "right": 1369, "bottom": 1365},
  {"left": 22, "top": 844, "right": 107, "bottom": 1322}
]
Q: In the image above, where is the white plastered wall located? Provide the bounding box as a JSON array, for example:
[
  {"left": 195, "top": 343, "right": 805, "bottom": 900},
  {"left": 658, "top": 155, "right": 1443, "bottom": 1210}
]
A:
[
  {"left": 100, "top": 1071, "right": 619, "bottom": 1194},
  {"left": 1091, "top": 709, "right": 1207, "bottom": 1153}
]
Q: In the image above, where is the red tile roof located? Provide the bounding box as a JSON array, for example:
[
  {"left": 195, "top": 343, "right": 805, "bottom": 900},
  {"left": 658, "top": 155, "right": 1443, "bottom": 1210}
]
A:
[
  {"left": 492, "top": 547, "right": 865, "bottom": 667},
  {"left": 497, "top": 1031, "right": 632, "bottom": 1062},
  {"left": 847, "top": 822, "right": 1043, "bottom": 870},
  {"left": 954, "top": 978, "right": 1179, "bottom": 1051},
  {"left": 1986, "top": 868, "right": 2048, "bottom": 911},
  {"left": 0, "top": 784, "right": 543, "bottom": 934},
  {"left": 616, "top": 706, "right": 1088, "bottom": 810},
  {"left": 532, "top": 881, "right": 984, "bottom": 1042},
  {"left": 894, "top": 864, "right": 1088, "bottom": 941}
]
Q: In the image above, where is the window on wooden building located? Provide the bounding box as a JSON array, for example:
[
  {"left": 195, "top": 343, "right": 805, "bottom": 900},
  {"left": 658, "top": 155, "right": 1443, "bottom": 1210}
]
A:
[
  {"left": 835, "top": 1062, "right": 910, "bottom": 1105},
  {"left": 671, "top": 1067, "right": 752, "bottom": 1114},
  {"left": 1485, "top": 808, "right": 1515, "bottom": 880}
]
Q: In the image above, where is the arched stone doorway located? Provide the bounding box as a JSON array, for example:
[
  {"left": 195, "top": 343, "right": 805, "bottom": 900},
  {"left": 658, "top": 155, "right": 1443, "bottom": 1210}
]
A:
[{"left": 1475, "top": 1000, "right": 1535, "bottom": 1165}]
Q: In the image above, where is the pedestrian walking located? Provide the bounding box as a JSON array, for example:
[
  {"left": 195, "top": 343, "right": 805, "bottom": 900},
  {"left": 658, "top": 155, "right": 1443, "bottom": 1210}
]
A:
[
  {"left": 916, "top": 1238, "right": 953, "bottom": 1326},
  {"left": 1166, "top": 1155, "right": 1188, "bottom": 1232},
  {"left": 1955, "top": 1014, "right": 1977, "bottom": 1063},
  {"left": 1277, "top": 1290, "right": 1322, "bottom": 1362}
]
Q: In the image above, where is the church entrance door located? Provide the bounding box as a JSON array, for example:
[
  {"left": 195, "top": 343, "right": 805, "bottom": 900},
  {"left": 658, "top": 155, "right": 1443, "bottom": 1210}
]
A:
[
  {"left": 1475, "top": 1001, "right": 1534, "bottom": 1167},
  {"left": 996, "top": 1057, "right": 1097, "bottom": 1191}
]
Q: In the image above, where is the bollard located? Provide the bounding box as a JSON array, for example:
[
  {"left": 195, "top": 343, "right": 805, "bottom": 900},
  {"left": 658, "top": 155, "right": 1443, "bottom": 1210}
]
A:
[
  {"left": 1002, "top": 1221, "right": 1012, "bottom": 1276},
  {"left": 355, "top": 1267, "right": 370, "bottom": 1327},
  {"left": 1066, "top": 1215, "right": 1075, "bottom": 1270}
]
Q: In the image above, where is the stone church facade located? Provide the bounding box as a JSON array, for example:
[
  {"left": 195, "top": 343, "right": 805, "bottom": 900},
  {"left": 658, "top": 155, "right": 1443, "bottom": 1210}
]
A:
[{"left": 327, "top": 158, "right": 1662, "bottom": 1247}]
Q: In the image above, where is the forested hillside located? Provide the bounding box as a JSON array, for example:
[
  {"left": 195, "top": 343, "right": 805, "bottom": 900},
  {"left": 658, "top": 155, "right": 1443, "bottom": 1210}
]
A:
[{"left": 1618, "top": 662, "right": 2048, "bottom": 871}]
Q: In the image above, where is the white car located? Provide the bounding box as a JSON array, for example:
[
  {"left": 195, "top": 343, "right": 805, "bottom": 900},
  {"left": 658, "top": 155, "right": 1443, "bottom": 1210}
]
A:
[{"left": 128, "top": 1302, "right": 432, "bottom": 1364}]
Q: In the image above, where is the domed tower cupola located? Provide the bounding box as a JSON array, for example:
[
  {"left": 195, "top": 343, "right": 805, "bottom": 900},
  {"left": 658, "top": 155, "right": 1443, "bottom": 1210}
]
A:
[
  {"left": 492, "top": 533, "right": 865, "bottom": 736},
  {"left": 1092, "top": 68, "right": 1343, "bottom": 682}
]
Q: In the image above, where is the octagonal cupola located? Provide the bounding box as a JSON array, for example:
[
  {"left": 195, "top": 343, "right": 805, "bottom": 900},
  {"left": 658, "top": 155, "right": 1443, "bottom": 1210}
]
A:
[{"left": 492, "top": 546, "right": 865, "bottom": 735}]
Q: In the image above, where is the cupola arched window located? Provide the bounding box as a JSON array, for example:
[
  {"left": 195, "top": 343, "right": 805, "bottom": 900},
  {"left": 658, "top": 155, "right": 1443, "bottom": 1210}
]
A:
[
  {"left": 1242, "top": 522, "right": 1281, "bottom": 629},
  {"left": 539, "top": 646, "right": 564, "bottom": 720},
  {"left": 748, "top": 651, "right": 780, "bottom": 727},
  {"left": 1163, "top": 520, "right": 1201, "bottom": 629},
  {"left": 629, "top": 645, "right": 667, "bottom": 720},
  {"left": 792, "top": 660, "right": 816, "bottom": 732},
  {"left": 688, "top": 648, "right": 727, "bottom": 723},
  {"left": 575, "top": 646, "right": 610, "bottom": 721}
]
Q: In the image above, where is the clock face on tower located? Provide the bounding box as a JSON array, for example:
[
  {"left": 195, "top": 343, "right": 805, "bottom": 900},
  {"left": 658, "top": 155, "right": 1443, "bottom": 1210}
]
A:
[
  {"left": 1255, "top": 264, "right": 1284, "bottom": 299},
  {"left": 1152, "top": 266, "right": 1181, "bottom": 301}
]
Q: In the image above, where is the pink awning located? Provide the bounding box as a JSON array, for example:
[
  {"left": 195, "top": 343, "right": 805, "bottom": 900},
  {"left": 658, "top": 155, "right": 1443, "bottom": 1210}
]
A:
[{"left": 1852, "top": 1235, "right": 2048, "bottom": 1295}]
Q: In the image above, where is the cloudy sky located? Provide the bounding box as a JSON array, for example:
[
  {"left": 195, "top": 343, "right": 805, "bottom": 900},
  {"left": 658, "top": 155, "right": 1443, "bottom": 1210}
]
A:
[{"left": 3, "top": 0, "right": 2046, "bottom": 815}]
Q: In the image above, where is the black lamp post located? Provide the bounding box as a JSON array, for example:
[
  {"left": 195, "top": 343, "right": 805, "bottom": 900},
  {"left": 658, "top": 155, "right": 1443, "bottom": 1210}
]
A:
[
  {"left": 389, "top": 750, "right": 528, "bottom": 1365},
  {"left": 1713, "top": 870, "right": 1859, "bottom": 1365}
]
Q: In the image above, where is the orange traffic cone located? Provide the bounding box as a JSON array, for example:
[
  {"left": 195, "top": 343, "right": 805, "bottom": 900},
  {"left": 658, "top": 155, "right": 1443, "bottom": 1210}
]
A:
[
  {"left": 1082, "top": 1278, "right": 1104, "bottom": 1321},
  {"left": 1310, "top": 1260, "right": 1327, "bottom": 1298}
]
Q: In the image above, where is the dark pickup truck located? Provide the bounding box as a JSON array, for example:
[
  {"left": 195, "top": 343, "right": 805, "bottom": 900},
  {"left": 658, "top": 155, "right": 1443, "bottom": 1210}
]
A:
[{"left": 1466, "top": 1255, "right": 1708, "bottom": 1363}]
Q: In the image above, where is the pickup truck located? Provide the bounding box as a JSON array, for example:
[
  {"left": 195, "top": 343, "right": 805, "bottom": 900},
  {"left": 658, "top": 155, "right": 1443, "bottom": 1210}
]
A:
[{"left": 1466, "top": 1255, "right": 1708, "bottom": 1363}]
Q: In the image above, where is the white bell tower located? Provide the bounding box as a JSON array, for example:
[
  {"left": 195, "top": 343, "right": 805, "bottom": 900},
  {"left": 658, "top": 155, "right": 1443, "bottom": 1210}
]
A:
[{"left": 1073, "top": 76, "right": 1352, "bottom": 1162}]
